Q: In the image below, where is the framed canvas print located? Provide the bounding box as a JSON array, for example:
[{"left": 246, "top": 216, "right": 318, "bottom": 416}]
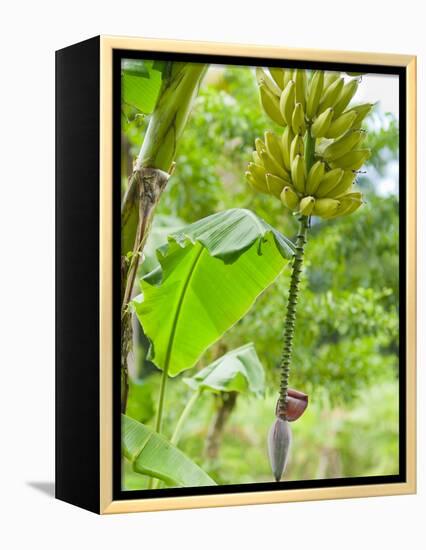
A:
[{"left": 55, "top": 36, "right": 416, "bottom": 514}]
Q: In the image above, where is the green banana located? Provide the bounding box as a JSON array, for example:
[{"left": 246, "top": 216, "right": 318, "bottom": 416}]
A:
[
  {"left": 324, "top": 111, "right": 357, "bottom": 139},
  {"left": 323, "top": 129, "right": 365, "bottom": 161},
  {"left": 328, "top": 196, "right": 363, "bottom": 218},
  {"left": 282, "top": 69, "right": 294, "bottom": 90},
  {"left": 306, "top": 70, "right": 324, "bottom": 119},
  {"left": 342, "top": 191, "right": 363, "bottom": 201},
  {"left": 328, "top": 170, "right": 356, "bottom": 197},
  {"left": 313, "top": 197, "right": 340, "bottom": 217},
  {"left": 256, "top": 67, "right": 281, "bottom": 96},
  {"left": 311, "top": 107, "right": 334, "bottom": 138},
  {"left": 324, "top": 72, "right": 340, "bottom": 88},
  {"left": 252, "top": 151, "right": 261, "bottom": 164},
  {"left": 269, "top": 67, "right": 285, "bottom": 89},
  {"left": 306, "top": 160, "right": 325, "bottom": 195},
  {"left": 247, "top": 162, "right": 267, "bottom": 184},
  {"left": 250, "top": 68, "right": 370, "bottom": 224},
  {"left": 333, "top": 79, "right": 359, "bottom": 116},
  {"left": 281, "top": 126, "right": 295, "bottom": 171},
  {"left": 315, "top": 168, "right": 344, "bottom": 198},
  {"left": 330, "top": 148, "right": 371, "bottom": 170},
  {"left": 292, "top": 102, "right": 306, "bottom": 135},
  {"left": 246, "top": 170, "right": 267, "bottom": 194},
  {"left": 318, "top": 77, "right": 344, "bottom": 113},
  {"left": 280, "top": 80, "right": 296, "bottom": 125},
  {"left": 299, "top": 196, "right": 315, "bottom": 215},
  {"left": 255, "top": 137, "right": 266, "bottom": 156},
  {"left": 280, "top": 185, "right": 300, "bottom": 210},
  {"left": 265, "top": 131, "right": 284, "bottom": 166},
  {"left": 266, "top": 173, "right": 290, "bottom": 196},
  {"left": 294, "top": 69, "right": 307, "bottom": 109},
  {"left": 345, "top": 103, "right": 374, "bottom": 127},
  {"left": 259, "top": 84, "right": 286, "bottom": 126},
  {"left": 290, "top": 134, "right": 304, "bottom": 165},
  {"left": 291, "top": 154, "right": 306, "bottom": 193},
  {"left": 260, "top": 150, "right": 288, "bottom": 179}
]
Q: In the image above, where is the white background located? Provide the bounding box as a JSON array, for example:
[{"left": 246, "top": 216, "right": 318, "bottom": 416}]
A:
[{"left": 0, "top": 1, "right": 423, "bottom": 548}]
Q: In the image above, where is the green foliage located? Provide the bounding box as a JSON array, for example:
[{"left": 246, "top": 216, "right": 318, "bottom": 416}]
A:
[
  {"left": 133, "top": 208, "right": 294, "bottom": 376},
  {"left": 184, "top": 343, "right": 265, "bottom": 397},
  {"left": 123, "top": 415, "right": 215, "bottom": 486},
  {"left": 122, "top": 64, "right": 400, "bottom": 488},
  {"left": 122, "top": 60, "right": 163, "bottom": 115}
]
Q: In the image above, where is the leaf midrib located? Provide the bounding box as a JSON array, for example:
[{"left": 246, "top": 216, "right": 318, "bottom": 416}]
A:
[{"left": 162, "top": 244, "right": 205, "bottom": 376}]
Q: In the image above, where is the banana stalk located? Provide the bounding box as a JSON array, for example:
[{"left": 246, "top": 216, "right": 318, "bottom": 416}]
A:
[
  {"left": 121, "top": 62, "right": 208, "bottom": 412},
  {"left": 278, "top": 215, "right": 309, "bottom": 418}
]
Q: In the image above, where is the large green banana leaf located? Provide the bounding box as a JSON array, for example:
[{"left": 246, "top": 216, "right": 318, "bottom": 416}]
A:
[
  {"left": 133, "top": 208, "right": 294, "bottom": 377},
  {"left": 122, "top": 415, "right": 215, "bottom": 487},
  {"left": 184, "top": 343, "right": 265, "bottom": 397},
  {"left": 122, "top": 60, "right": 163, "bottom": 114}
]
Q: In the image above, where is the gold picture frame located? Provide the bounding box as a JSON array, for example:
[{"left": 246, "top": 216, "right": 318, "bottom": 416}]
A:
[{"left": 56, "top": 35, "right": 416, "bottom": 514}]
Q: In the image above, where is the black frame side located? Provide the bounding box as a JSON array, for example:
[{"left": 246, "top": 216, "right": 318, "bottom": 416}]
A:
[{"left": 55, "top": 36, "right": 101, "bottom": 513}]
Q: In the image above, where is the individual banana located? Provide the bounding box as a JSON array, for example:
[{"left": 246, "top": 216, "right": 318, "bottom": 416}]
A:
[
  {"left": 265, "top": 131, "right": 284, "bottom": 166},
  {"left": 247, "top": 162, "right": 267, "bottom": 185},
  {"left": 266, "top": 173, "right": 290, "bottom": 197},
  {"left": 294, "top": 69, "right": 307, "bottom": 110},
  {"left": 328, "top": 170, "right": 356, "bottom": 197},
  {"left": 318, "top": 77, "right": 344, "bottom": 113},
  {"left": 259, "top": 84, "right": 286, "bottom": 126},
  {"left": 306, "top": 160, "right": 326, "bottom": 195},
  {"left": 311, "top": 107, "right": 334, "bottom": 138},
  {"left": 290, "top": 134, "right": 304, "bottom": 164},
  {"left": 299, "top": 196, "right": 315, "bottom": 215},
  {"left": 282, "top": 69, "right": 294, "bottom": 91},
  {"left": 252, "top": 150, "right": 261, "bottom": 164},
  {"left": 291, "top": 155, "right": 306, "bottom": 193},
  {"left": 280, "top": 80, "right": 296, "bottom": 125},
  {"left": 324, "top": 72, "right": 340, "bottom": 88},
  {"left": 280, "top": 185, "right": 300, "bottom": 210},
  {"left": 291, "top": 103, "right": 306, "bottom": 135},
  {"left": 260, "top": 150, "right": 288, "bottom": 179},
  {"left": 345, "top": 103, "right": 374, "bottom": 127},
  {"left": 313, "top": 197, "right": 340, "bottom": 217},
  {"left": 306, "top": 70, "right": 324, "bottom": 119},
  {"left": 327, "top": 196, "right": 363, "bottom": 218},
  {"left": 329, "top": 148, "right": 371, "bottom": 170},
  {"left": 246, "top": 169, "right": 267, "bottom": 194},
  {"left": 323, "top": 129, "right": 365, "bottom": 161},
  {"left": 255, "top": 137, "right": 266, "bottom": 156},
  {"left": 281, "top": 126, "right": 295, "bottom": 171},
  {"left": 324, "top": 111, "right": 357, "bottom": 139},
  {"left": 333, "top": 79, "right": 359, "bottom": 116},
  {"left": 342, "top": 191, "right": 363, "bottom": 201},
  {"left": 315, "top": 168, "right": 344, "bottom": 198},
  {"left": 256, "top": 67, "right": 281, "bottom": 96},
  {"left": 269, "top": 67, "right": 285, "bottom": 89}
]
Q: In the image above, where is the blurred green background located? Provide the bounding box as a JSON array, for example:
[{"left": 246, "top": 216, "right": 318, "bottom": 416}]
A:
[{"left": 121, "top": 64, "right": 399, "bottom": 488}]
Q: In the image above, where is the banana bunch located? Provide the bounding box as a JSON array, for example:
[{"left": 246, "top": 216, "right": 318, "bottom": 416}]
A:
[{"left": 246, "top": 68, "right": 374, "bottom": 219}]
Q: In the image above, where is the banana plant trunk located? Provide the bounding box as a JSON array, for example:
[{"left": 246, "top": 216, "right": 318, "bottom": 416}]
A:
[{"left": 121, "top": 62, "right": 208, "bottom": 412}]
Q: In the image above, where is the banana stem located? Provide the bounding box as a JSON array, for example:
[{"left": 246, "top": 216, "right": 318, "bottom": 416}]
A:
[
  {"left": 120, "top": 63, "right": 208, "bottom": 414},
  {"left": 278, "top": 215, "right": 309, "bottom": 417},
  {"left": 147, "top": 367, "right": 169, "bottom": 490}
]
